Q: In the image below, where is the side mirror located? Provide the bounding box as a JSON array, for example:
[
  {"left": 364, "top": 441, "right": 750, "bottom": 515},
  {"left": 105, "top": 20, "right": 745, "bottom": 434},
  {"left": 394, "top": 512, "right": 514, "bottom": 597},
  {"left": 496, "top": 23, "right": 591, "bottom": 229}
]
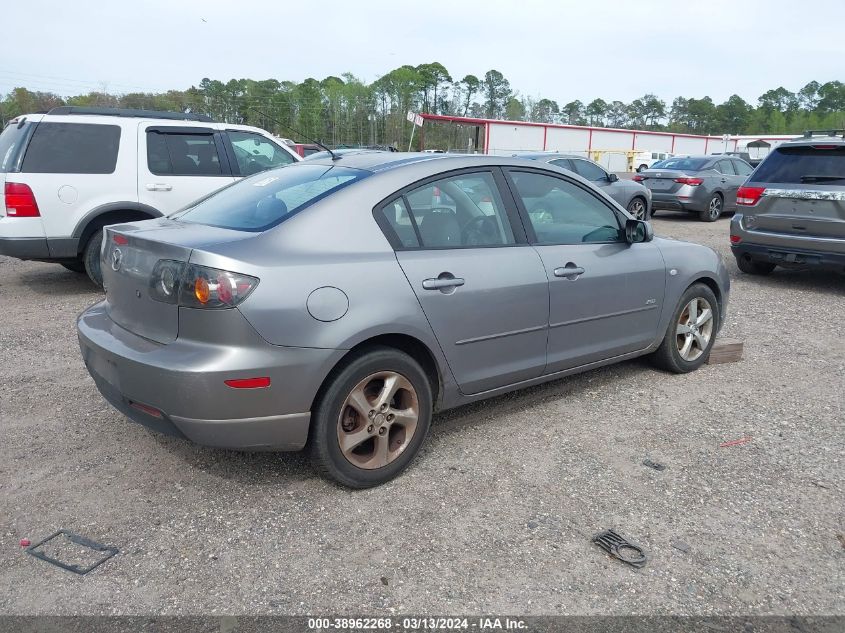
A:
[
  {"left": 625, "top": 218, "right": 653, "bottom": 244},
  {"left": 607, "top": 173, "right": 619, "bottom": 183}
]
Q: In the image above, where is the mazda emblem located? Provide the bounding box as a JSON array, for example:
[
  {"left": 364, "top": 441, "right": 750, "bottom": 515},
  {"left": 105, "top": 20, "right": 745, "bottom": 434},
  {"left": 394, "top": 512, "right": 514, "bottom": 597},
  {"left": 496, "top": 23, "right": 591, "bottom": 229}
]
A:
[{"left": 111, "top": 248, "right": 123, "bottom": 271}]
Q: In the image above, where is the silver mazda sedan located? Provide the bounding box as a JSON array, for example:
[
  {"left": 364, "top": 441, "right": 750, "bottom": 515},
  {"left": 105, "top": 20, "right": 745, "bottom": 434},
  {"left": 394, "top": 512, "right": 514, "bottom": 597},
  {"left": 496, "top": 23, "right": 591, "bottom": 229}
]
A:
[{"left": 78, "top": 153, "right": 729, "bottom": 488}]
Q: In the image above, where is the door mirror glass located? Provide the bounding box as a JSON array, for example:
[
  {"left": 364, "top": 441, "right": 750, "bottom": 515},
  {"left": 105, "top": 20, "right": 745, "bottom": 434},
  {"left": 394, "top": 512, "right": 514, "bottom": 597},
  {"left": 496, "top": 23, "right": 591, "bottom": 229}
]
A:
[
  {"left": 625, "top": 218, "right": 653, "bottom": 244},
  {"left": 607, "top": 173, "right": 619, "bottom": 183}
]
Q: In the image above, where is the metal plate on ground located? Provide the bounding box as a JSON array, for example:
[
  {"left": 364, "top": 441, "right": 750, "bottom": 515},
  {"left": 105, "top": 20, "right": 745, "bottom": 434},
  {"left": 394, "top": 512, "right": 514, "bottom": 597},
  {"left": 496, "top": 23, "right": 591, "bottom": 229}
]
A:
[{"left": 26, "top": 530, "right": 118, "bottom": 575}]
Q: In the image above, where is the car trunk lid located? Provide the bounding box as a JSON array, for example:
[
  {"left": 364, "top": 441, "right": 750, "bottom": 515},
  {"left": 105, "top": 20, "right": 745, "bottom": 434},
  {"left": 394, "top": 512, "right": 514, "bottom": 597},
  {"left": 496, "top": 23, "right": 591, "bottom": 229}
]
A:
[
  {"left": 637, "top": 169, "right": 694, "bottom": 193},
  {"left": 102, "top": 218, "right": 251, "bottom": 343}
]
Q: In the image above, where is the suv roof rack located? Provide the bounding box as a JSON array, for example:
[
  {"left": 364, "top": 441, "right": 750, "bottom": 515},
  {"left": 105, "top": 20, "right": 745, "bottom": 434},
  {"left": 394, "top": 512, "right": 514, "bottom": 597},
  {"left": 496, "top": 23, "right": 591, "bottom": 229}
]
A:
[
  {"left": 46, "top": 106, "right": 214, "bottom": 123},
  {"left": 802, "top": 129, "right": 845, "bottom": 139}
]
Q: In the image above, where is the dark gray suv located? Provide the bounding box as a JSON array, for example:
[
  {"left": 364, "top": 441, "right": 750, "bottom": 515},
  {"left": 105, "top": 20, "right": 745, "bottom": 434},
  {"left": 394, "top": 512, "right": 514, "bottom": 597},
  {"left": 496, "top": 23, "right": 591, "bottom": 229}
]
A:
[{"left": 730, "top": 131, "right": 845, "bottom": 275}]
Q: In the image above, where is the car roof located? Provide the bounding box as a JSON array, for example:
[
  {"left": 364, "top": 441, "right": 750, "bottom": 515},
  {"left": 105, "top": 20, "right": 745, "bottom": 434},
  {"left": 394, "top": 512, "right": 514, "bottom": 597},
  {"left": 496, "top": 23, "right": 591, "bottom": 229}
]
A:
[
  {"left": 302, "top": 152, "right": 569, "bottom": 173},
  {"left": 781, "top": 134, "right": 845, "bottom": 148},
  {"left": 512, "top": 152, "right": 584, "bottom": 161}
]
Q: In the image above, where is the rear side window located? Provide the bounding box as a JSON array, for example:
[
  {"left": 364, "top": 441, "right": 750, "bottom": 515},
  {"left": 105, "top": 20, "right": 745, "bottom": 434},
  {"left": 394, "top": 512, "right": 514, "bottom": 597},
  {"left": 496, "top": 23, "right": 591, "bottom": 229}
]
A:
[
  {"left": 0, "top": 120, "right": 31, "bottom": 173},
  {"left": 147, "top": 131, "right": 222, "bottom": 176},
  {"left": 716, "top": 160, "right": 736, "bottom": 175},
  {"left": 751, "top": 146, "right": 845, "bottom": 184},
  {"left": 174, "top": 164, "right": 368, "bottom": 232},
  {"left": 22, "top": 123, "right": 120, "bottom": 174}
]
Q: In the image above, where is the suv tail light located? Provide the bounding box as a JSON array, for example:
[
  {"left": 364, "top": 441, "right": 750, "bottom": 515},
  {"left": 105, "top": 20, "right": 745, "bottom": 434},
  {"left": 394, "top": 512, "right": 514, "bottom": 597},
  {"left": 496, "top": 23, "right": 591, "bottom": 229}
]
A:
[
  {"left": 4, "top": 183, "right": 41, "bottom": 217},
  {"left": 674, "top": 177, "right": 703, "bottom": 186},
  {"left": 149, "top": 260, "right": 259, "bottom": 308},
  {"left": 736, "top": 186, "right": 766, "bottom": 206}
]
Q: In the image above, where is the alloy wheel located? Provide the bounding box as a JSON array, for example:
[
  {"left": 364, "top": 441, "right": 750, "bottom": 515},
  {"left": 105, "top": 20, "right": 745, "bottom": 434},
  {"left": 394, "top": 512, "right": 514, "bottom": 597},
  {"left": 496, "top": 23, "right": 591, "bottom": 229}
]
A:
[
  {"left": 628, "top": 199, "right": 647, "bottom": 220},
  {"left": 675, "top": 297, "right": 714, "bottom": 361},
  {"left": 336, "top": 371, "right": 419, "bottom": 470},
  {"left": 709, "top": 196, "right": 722, "bottom": 219}
]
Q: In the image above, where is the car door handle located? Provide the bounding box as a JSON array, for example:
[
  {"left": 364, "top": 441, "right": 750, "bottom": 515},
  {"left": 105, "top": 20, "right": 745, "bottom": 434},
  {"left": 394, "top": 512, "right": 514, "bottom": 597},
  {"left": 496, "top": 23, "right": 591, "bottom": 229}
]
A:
[
  {"left": 554, "top": 265, "right": 585, "bottom": 279},
  {"left": 422, "top": 277, "right": 465, "bottom": 290},
  {"left": 720, "top": 178, "right": 727, "bottom": 183},
  {"left": 145, "top": 183, "right": 173, "bottom": 191}
]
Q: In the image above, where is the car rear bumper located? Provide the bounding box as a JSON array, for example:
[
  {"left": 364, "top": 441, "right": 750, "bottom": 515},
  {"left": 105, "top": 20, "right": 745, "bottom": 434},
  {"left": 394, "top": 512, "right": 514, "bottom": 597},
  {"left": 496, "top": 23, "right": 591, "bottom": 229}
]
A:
[
  {"left": 731, "top": 214, "right": 845, "bottom": 268},
  {"left": 77, "top": 301, "right": 346, "bottom": 450},
  {"left": 650, "top": 192, "right": 705, "bottom": 212},
  {"left": 0, "top": 236, "right": 51, "bottom": 258}
]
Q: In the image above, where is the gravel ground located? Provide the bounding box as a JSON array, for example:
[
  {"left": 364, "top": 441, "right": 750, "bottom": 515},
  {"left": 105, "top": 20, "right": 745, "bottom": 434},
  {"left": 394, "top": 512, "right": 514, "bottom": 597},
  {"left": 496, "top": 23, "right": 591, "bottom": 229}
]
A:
[{"left": 0, "top": 213, "right": 843, "bottom": 616}]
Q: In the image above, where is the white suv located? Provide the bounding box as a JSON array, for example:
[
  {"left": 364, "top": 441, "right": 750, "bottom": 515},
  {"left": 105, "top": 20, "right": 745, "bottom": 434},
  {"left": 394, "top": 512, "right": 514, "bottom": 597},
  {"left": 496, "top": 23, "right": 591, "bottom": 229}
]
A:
[{"left": 0, "top": 107, "right": 300, "bottom": 285}]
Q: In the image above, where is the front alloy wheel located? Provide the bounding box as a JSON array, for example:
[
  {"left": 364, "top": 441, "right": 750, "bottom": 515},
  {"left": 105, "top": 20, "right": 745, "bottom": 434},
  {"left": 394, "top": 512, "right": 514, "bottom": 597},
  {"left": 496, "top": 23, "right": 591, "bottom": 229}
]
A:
[
  {"left": 627, "top": 198, "right": 648, "bottom": 221},
  {"left": 675, "top": 297, "right": 714, "bottom": 362},
  {"left": 651, "top": 283, "right": 719, "bottom": 373}
]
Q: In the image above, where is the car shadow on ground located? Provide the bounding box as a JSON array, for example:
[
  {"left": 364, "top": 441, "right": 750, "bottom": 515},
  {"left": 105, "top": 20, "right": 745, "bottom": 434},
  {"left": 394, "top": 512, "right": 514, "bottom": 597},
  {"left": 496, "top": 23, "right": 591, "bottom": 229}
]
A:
[
  {"left": 652, "top": 210, "right": 736, "bottom": 223},
  {"left": 734, "top": 267, "right": 845, "bottom": 295},
  {"left": 17, "top": 266, "right": 102, "bottom": 297}
]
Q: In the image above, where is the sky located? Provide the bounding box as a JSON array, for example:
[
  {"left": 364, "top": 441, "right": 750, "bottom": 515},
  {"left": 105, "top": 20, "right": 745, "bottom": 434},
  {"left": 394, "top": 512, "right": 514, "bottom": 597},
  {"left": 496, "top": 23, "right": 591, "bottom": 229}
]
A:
[{"left": 3, "top": 0, "right": 843, "bottom": 107}]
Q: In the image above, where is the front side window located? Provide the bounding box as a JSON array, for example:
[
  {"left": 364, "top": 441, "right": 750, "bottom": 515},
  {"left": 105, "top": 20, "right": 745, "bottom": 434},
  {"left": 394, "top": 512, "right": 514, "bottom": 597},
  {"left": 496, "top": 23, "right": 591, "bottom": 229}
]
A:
[
  {"left": 397, "top": 171, "right": 516, "bottom": 249},
  {"left": 147, "top": 131, "right": 222, "bottom": 176},
  {"left": 22, "top": 122, "right": 120, "bottom": 174},
  {"left": 227, "top": 130, "right": 295, "bottom": 176},
  {"left": 510, "top": 171, "right": 622, "bottom": 245},
  {"left": 174, "top": 164, "right": 368, "bottom": 232},
  {"left": 570, "top": 159, "right": 608, "bottom": 182}
]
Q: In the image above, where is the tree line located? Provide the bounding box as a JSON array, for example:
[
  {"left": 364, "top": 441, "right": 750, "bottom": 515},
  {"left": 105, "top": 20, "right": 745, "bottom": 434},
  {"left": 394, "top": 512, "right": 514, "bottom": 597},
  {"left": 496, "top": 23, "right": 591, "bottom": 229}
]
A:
[{"left": 2, "top": 64, "right": 843, "bottom": 150}]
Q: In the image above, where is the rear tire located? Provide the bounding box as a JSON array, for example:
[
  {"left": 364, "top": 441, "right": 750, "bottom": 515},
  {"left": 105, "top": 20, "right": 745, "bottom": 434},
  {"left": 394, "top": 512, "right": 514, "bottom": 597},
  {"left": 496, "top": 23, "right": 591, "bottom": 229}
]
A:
[
  {"left": 699, "top": 194, "right": 723, "bottom": 222},
  {"left": 651, "top": 283, "right": 719, "bottom": 374},
  {"left": 82, "top": 230, "right": 104, "bottom": 287},
  {"left": 637, "top": 164, "right": 648, "bottom": 172},
  {"left": 735, "top": 253, "right": 776, "bottom": 275},
  {"left": 60, "top": 260, "right": 86, "bottom": 273},
  {"left": 309, "top": 346, "right": 433, "bottom": 488}
]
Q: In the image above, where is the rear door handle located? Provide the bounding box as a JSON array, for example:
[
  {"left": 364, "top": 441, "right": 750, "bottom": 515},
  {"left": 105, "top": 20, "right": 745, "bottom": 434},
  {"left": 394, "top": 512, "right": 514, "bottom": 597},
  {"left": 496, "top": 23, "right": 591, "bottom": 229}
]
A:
[
  {"left": 554, "top": 265, "right": 585, "bottom": 279},
  {"left": 422, "top": 277, "right": 465, "bottom": 290},
  {"left": 145, "top": 183, "right": 173, "bottom": 191}
]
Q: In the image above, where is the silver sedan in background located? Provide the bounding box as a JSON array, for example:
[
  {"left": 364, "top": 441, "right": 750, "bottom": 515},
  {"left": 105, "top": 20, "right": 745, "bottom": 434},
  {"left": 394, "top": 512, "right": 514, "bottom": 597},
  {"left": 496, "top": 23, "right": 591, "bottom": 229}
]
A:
[
  {"left": 635, "top": 155, "right": 754, "bottom": 222},
  {"left": 518, "top": 152, "right": 653, "bottom": 220},
  {"left": 77, "top": 153, "right": 729, "bottom": 488}
]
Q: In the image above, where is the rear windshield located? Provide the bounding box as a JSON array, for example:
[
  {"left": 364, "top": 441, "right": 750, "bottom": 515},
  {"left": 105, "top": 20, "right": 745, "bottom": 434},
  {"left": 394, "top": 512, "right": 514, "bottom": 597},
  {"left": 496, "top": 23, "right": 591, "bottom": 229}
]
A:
[
  {"left": 750, "top": 146, "right": 845, "bottom": 184},
  {"left": 0, "top": 120, "right": 30, "bottom": 173},
  {"left": 651, "top": 157, "right": 709, "bottom": 171},
  {"left": 174, "top": 164, "right": 369, "bottom": 231}
]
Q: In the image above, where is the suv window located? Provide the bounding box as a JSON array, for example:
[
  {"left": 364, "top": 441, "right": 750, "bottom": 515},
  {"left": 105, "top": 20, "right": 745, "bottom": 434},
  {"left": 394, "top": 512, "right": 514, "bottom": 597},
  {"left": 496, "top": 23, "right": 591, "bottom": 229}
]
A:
[
  {"left": 750, "top": 146, "right": 845, "bottom": 184},
  {"left": 392, "top": 171, "right": 516, "bottom": 249},
  {"left": 21, "top": 122, "right": 120, "bottom": 174},
  {"left": 147, "top": 131, "right": 222, "bottom": 176},
  {"left": 510, "top": 171, "right": 622, "bottom": 245},
  {"left": 733, "top": 160, "right": 754, "bottom": 176},
  {"left": 571, "top": 159, "right": 607, "bottom": 182},
  {"left": 227, "top": 130, "right": 295, "bottom": 175},
  {"left": 175, "top": 165, "right": 368, "bottom": 232},
  {"left": 0, "top": 120, "right": 31, "bottom": 173}
]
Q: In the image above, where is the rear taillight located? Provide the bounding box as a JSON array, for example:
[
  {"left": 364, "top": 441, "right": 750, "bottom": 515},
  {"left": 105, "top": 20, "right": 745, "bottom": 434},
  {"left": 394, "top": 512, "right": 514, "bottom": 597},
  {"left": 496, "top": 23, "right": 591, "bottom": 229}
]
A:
[
  {"left": 674, "top": 177, "right": 703, "bottom": 186},
  {"left": 149, "top": 262, "right": 259, "bottom": 309},
  {"left": 4, "top": 183, "right": 40, "bottom": 217},
  {"left": 730, "top": 235, "right": 742, "bottom": 244},
  {"left": 737, "top": 186, "right": 765, "bottom": 206},
  {"left": 632, "top": 175, "right": 645, "bottom": 182}
]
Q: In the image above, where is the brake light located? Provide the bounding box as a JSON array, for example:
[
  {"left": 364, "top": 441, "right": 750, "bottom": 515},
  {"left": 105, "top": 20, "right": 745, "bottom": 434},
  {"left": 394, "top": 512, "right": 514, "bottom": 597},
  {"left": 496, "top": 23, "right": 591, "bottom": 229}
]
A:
[
  {"left": 149, "top": 261, "right": 258, "bottom": 308},
  {"left": 811, "top": 145, "right": 837, "bottom": 150},
  {"left": 730, "top": 235, "right": 742, "bottom": 244},
  {"left": 632, "top": 175, "right": 645, "bottom": 182},
  {"left": 674, "top": 177, "right": 703, "bottom": 186},
  {"left": 737, "top": 186, "right": 765, "bottom": 206},
  {"left": 4, "top": 183, "right": 40, "bottom": 217}
]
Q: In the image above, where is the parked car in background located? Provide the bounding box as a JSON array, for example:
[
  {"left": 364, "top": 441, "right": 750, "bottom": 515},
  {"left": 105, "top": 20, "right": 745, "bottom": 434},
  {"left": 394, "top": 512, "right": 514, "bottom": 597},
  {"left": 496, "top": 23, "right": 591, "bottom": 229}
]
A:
[
  {"left": 635, "top": 155, "right": 754, "bottom": 222},
  {"left": 78, "top": 152, "right": 729, "bottom": 488},
  {"left": 713, "top": 151, "right": 762, "bottom": 167},
  {"left": 730, "top": 130, "right": 845, "bottom": 275},
  {"left": 0, "top": 107, "right": 300, "bottom": 285},
  {"left": 518, "top": 152, "right": 652, "bottom": 220},
  {"left": 293, "top": 143, "right": 322, "bottom": 158},
  {"left": 634, "top": 151, "right": 673, "bottom": 172}
]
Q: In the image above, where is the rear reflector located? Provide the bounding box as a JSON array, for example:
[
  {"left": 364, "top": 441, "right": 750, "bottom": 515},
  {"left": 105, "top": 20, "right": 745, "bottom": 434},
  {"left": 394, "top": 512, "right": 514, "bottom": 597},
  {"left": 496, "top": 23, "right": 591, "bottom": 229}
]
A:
[
  {"left": 674, "top": 177, "right": 703, "bottom": 186},
  {"left": 730, "top": 235, "right": 742, "bottom": 244},
  {"left": 225, "top": 377, "right": 271, "bottom": 389},
  {"left": 130, "top": 401, "right": 164, "bottom": 418},
  {"left": 737, "top": 186, "right": 765, "bottom": 206},
  {"left": 4, "top": 183, "right": 41, "bottom": 217}
]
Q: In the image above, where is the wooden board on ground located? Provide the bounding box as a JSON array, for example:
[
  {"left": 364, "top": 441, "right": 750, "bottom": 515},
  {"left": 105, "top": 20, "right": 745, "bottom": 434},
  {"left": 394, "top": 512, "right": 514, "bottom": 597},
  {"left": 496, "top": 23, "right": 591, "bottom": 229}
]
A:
[{"left": 707, "top": 338, "right": 744, "bottom": 364}]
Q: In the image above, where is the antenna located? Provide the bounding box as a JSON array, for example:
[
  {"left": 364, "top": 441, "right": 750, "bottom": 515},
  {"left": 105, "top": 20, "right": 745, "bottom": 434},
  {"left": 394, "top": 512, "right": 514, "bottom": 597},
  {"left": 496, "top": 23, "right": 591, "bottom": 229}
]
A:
[{"left": 241, "top": 105, "right": 339, "bottom": 161}]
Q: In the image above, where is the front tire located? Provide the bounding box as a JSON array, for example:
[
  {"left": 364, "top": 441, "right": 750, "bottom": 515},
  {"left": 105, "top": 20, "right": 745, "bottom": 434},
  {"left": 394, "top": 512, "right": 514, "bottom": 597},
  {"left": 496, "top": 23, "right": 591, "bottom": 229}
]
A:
[
  {"left": 82, "top": 230, "right": 104, "bottom": 287},
  {"left": 651, "top": 283, "right": 719, "bottom": 373},
  {"left": 699, "top": 194, "right": 723, "bottom": 222},
  {"left": 627, "top": 197, "right": 649, "bottom": 220},
  {"left": 310, "top": 347, "right": 433, "bottom": 488},
  {"left": 735, "top": 253, "right": 776, "bottom": 275}
]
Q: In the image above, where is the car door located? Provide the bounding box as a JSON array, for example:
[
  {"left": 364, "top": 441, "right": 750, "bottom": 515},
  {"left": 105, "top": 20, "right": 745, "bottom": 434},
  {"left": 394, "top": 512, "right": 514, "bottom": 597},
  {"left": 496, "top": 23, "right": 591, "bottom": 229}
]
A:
[
  {"left": 504, "top": 168, "right": 665, "bottom": 374},
  {"left": 137, "top": 123, "right": 235, "bottom": 215},
  {"left": 714, "top": 159, "right": 741, "bottom": 209},
  {"left": 570, "top": 158, "right": 626, "bottom": 207},
  {"left": 379, "top": 169, "right": 549, "bottom": 395}
]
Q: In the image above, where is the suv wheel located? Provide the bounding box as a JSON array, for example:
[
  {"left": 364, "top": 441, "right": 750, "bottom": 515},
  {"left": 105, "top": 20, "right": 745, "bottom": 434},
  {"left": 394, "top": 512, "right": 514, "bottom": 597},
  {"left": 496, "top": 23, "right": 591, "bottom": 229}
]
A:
[
  {"left": 82, "top": 230, "right": 104, "bottom": 287},
  {"left": 651, "top": 283, "right": 719, "bottom": 373},
  {"left": 310, "top": 347, "right": 433, "bottom": 488},
  {"left": 699, "top": 194, "right": 723, "bottom": 222},
  {"left": 61, "top": 261, "right": 86, "bottom": 274},
  {"left": 735, "top": 253, "right": 776, "bottom": 275}
]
